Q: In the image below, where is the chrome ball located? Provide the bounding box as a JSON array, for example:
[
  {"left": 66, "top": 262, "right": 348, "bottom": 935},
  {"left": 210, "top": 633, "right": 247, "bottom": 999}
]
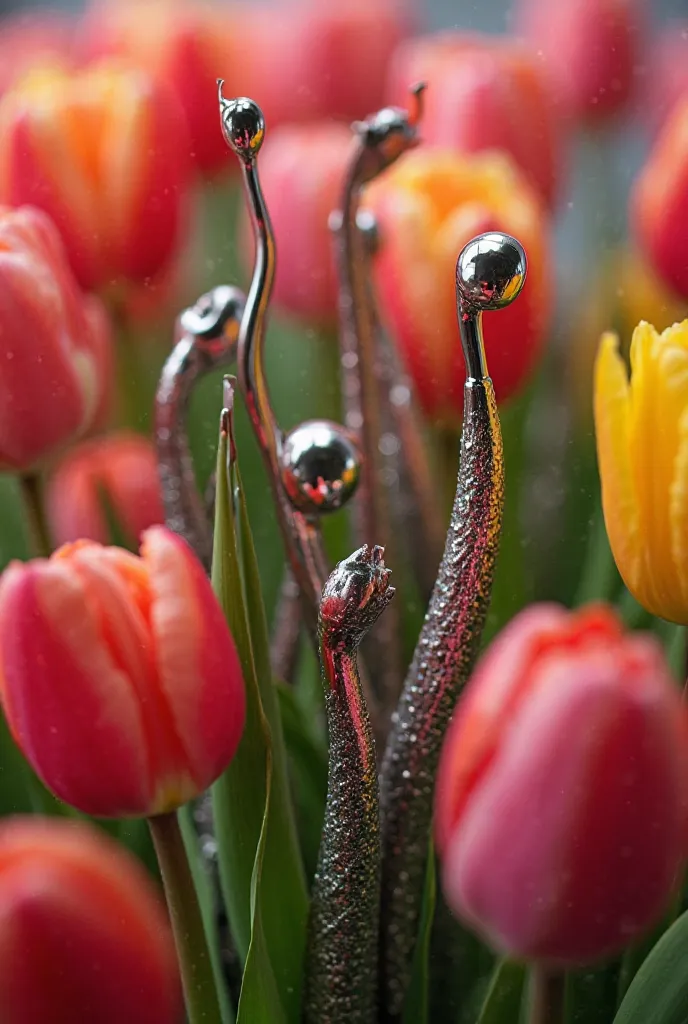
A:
[
  {"left": 281, "top": 420, "right": 362, "bottom": 515},
  {"left": 456, "top": 232, "right": 527, "bottom": 311},
  {"left": 218, "top": 88, "right": 265, "bottom": 159}
]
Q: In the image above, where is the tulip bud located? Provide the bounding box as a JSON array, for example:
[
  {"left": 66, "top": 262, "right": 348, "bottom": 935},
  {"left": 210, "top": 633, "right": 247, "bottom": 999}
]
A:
[
  {"left": 514, "top": 0, "right": 643, "bottom": 124},
  {"left": 0, "top": 205, "right": 113, "bottom": 471},
  {"left": 386, "top": 32, "right": 560, "bottom": 207},
  {"left": 0, "top": 10, "right": 73, "bottom": 97},
  {"left": 365, "top": 149, "right": 552, "bottom": 426},
  {"left": 0, "top": 526, "right": 245, "bottom": 817},
  {"left": 436, "top": 603, "right": 688, "bottom": 965},
  {"left": 79, "top": 0, "right": 236, "bottom": 177},
  {"left": 0, "top": 816, "right": 180, "bottom": 1024},
  {"left": 0, "top": 61, "right": 191, "bottom": 292},
  {"left": 46, "top": 432, "right": 164, "bottom": 547},
  {"left": 594, "top": 319, "right": 688, "bottom": 624},
  {"left": 633, "top": 97, "right": 688, "bottom": 301}
]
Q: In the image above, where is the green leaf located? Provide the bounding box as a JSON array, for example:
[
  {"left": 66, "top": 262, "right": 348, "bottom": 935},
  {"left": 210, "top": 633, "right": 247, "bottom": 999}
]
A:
[
  {"left": 475, "top": 960, "right": 526, "bottom": 1024},
  {"left": 403, "top": 842, "right": 437, "bottom": 1024},
  {"left": 614, "top": 909, "right": 688, "bottom": 1024}
]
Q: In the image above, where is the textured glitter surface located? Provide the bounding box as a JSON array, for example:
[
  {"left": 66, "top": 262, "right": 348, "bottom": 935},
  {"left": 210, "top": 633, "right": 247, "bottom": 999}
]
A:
[
  {"left": 304, "top": 545, "right": 395, "bottom": 1024},
  {"left": 379, "top": 378, "right": 504, "bottom": 1019}
]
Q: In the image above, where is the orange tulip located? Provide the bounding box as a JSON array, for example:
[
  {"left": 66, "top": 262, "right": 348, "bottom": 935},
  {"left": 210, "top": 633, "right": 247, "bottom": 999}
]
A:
[
  {"left": 387, "top": 32, "right": 561, "bottom": 208},
  {"left": 0, "top": 205, "right": 112, "bottom": 471},
  {"left": 0, "top": 526, "right": 245, "bottom": 817},
  {"left": 436, "top": 604, "right": 688, "bottom": 964},
  {"left": 366, "top": 149, "right": 552, "bottom": 426},
  {"left": 0, "top": 816, "right": 180, "bottom": 1024},
  {"left": 0, "top": 61, "right": 191, "bottom": 293},
  {"left": 79, "top": 0, "right": 236, "bottom": 177},
  {"left": 633, "top": 96, "right": 688, "bottom": 300},
  {"left": 46, "top": 432, "right": 164, "bottom": 547}
]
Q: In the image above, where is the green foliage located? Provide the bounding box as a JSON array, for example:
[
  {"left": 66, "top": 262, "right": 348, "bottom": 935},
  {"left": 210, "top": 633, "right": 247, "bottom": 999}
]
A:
[{"left": 614, "top": 910, "right": 688, "bottom": 1024}]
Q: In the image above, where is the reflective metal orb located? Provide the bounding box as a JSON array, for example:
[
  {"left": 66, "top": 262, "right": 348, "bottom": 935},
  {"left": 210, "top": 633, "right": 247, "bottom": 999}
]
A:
[
  {"left": 456, "top": 232, "right": 527, "bottom": 311},
  {"left": 281, "top": 420, "right": 362, "bottom": 515},
  {"left": 179, "top": 285, "right": 245, "bottom": 342},
  {"left": 217, "top": 85, "right": 265, "bottom": 159}
]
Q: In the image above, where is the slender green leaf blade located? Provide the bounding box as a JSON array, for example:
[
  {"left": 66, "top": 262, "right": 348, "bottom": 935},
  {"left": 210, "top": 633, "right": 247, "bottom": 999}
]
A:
[
  {"left": 475, "top": 960, "right": 526, "bottom": 1024},
  {"left": 403, "top": 843, "right": 437, "bottom": 1024},
  {"left": 614, "top": 909, "right": 688, "bottom": 1024}
]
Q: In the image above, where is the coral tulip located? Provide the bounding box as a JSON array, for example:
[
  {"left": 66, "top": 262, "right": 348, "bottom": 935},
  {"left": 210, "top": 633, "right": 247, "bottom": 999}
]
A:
[
  {"left": 436, "top": 603, "right": 688, "bottom": 964},
  {"left": 0, "top": 61, "right": 191, "bottom": 293},
  {"left": 79, "top": 0, "right": 236, "bottom": 177},
  {"left": 594, "top": 319, "right": 688, "bottom": 624},
  {"left": 366, "top": 149, "right": 552, "bottom": 426},
  {"left": 46, "top": 432, "right": 164, "bottom": 547},
  {"left": 0, "top": 205, "right": 112, "bottom": 471},
  {"left": 515, "top": 0, "right": 643, "bottom": 124},
  {"left": 0, "top": 816, "right": 180, "bottom": 1024},
  {"left": 387, "top": 32, "right": 560, "bottom": 207},
  {"left": 0, "top": 526, "right": 245, "bottom": 817},
  {"left": 633, "top": 97, "right": 688, "bottom": 301}
]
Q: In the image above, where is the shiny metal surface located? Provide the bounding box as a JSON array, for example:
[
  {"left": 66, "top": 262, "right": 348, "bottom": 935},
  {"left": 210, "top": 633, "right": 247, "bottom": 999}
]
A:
[
  {"left": 281, "top": 419, "right": 362, "bottom": 515},
  {"left": 155, "top": 285, "right": 245, "bottom": 572},
  {"left": 304, "top": 545, "right": 395, "bottom": 1024},
  {"left": 379, "top": 232, "right": 524, "bottom": 1020}
]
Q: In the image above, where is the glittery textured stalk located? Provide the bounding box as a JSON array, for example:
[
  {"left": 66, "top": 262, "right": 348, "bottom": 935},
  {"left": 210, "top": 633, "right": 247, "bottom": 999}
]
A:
[
  {"left": 155, "top": 285, "right": 244, "bottom": 571},
  {"left": 378, "top": 232, "right": 526, "bottom": 1019},
  {"left": 304, "top": 545, "right": 395, "bottom": 1024}
]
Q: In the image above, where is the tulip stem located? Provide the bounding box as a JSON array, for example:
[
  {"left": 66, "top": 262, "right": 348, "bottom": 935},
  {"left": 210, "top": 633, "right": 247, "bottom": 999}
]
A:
[
  {"left": 530, "top": 966, "right": 566, "bottom": 1024},
  {"left": 148, "top": 811, "right": 224, "bottom": 1024},
  {"left": 19, "top": 474, "right": 52, "bottom": 557}
]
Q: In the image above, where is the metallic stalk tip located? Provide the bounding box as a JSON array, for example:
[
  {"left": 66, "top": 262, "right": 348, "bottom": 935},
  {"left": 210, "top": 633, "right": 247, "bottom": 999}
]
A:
[
  {"left": 408, "top": 80, "right": 426, "bottom": 126},
  {"left": 281, "top": 420, "right": 362, "bottom": 516},
  {"left": 217, "top": 81, "right": 265, "bottom": 160},
  {"left": 319, "top": 543, "right": 395, "bottom": 646},
  {"left": 456, "top": 232, "right": 527, "bottom": 312},
  {"left": 178, "top": 284, "right": 245, "bottom": 343}
]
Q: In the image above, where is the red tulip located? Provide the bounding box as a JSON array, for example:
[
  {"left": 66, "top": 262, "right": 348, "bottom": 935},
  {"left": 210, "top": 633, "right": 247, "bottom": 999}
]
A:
[
  {"left": 46, "top": 432, "right": 164, "bottom": 547},
  {"left": 633, "top": 96, "right": 688, "bottom": 300},
  {"left": 0, "top": 10, "right": 73, "bottom": 97},
  {"left": 366, "top": 149, "right": 552, "bottom": 426},
  {"left": 0, "top": 526, "right": 245, "bottom": 817},
  {"left": 79, "top": 0, "right": 237, "bottom": 177},
  {"left": 0, "top": 205, "right": 112, "bottom": 471},
  {"left": 387, "top": 32, "right": 560, "bottom": 207},
  {"left": 514, "top": 0, "right": 643, "bottom": 124},
  {"left": 0, "top": 61, "right": 191, "bottom": 292},
  {"left": 0, "top": 816, "right": 180, "bottom": 1024},
  {"left": 436, "top": 604, "right": 688, "bottom": 964}
]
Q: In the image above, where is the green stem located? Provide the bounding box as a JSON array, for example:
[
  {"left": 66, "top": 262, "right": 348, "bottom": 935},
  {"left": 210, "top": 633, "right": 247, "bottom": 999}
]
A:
[
  {"left": 19, "top": 474, "right": 53, "bottom": 557},
  {"left": 530, "top": 967, "right": 566, "bottom": 1024},
  {"left": 148, "top": 811, "right": 223, "bottom": 1024}
]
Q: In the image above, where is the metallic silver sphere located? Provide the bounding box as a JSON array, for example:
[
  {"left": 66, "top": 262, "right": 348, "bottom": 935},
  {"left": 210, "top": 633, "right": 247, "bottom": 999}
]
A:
[
  {"left": 179, "top": 285, "right": 245, "bottom": 342},
  {"left": 281, "top": 420, "right": 362, "bottom": 515},
  {"left": 217, "top": 84, "right": 265, "bottom": 159},
  {"left": 456, "top": 232, "right": 527, "bottom": 311}
]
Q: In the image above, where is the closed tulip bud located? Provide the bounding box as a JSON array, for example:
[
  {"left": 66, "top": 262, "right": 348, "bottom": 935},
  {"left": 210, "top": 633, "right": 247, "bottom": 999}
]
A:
[
  {"left": 594, "top": 319, "right": 688, "bottom": 624},
  {"left": 366, "top": 149, "right": 552, "bottom": 426},
  {"left": 0, "top": 205, "right": 112, "bottom": 471},
  {"left": 436, "top": 603, "right": 688, "bottom": 965},
  {"left": 79, "top": 0, "right": 236, "bottom": 177},
  {"left": 46, "top": 432, "right": 165, "bottom": 547},
  {"left": 0, "top": 61, "right": 191, "bottom": 293},
  {"left": 515, "top": 0, "right": 643, "bottom": 124},
  {"left": 387, "top": 33, "right": 560, "bottom": 207},
  {"left": 0, "top": 526, "right": 245, "bottom": 817},
  {"left": 633, "top": 97, "right": 688, "bottom": 300},
  {"left": 0, "top": 816, "right": 180, "bottom": 1024}
]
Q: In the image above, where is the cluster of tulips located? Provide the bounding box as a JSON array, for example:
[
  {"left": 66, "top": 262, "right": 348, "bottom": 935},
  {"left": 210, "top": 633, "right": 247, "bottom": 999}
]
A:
[{"left": 1, "top": 0, "right": 688, "bottom": 1023}]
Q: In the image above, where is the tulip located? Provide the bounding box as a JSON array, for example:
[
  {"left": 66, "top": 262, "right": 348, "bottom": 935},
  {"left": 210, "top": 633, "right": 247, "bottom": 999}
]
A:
[
  {"left": 514, "top": 0, "right": 643, "bottom": 124},
  {"left": 616, "top": 250, "right": 688, "bottom": 337},
  {"left": 0, "top": 816, "right": 180, "bottom": 1024},
  {"left": 0, "top": 526, "right": 245, "bottom": 817},
  {"left": 386, "top": 32, "right": 560, "bottom": 207},
  {"left": 365, "top": 149, "right": 552, "bottom": 426},
  {"left": 0, "top": 9, "right": 73, "bottom": 97},
  {"left": 79, "top": 0, "right": 235, "bottom": 177},
  {"left": 251, "top": 122, "right": 352, "bottom": 322},
  {"left": 644, "top": 22, "right": 688, "bottom": 134},
  {"left": 0, "top": 205, "right": 112, "bottom": 472},
  {"left": 594, "top": 319, "right": 688, "bottom": 624},
  {"left": 46, "top": 432, "right": 164, "bottom": 547},
  {"left": 436, "top": 603, "right": 688, "bottom": 964},
  {"left": 0, "top": 61, "right": 191, "bottom": 293},
  {"left": 633, "top": 97, "right": 688, "bottom": 301}
]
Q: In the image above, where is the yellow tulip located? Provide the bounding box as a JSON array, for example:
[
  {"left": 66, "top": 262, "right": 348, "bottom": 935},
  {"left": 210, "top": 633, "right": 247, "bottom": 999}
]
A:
[{"left": 594, "top": 319, "right": 688, "bottom": 624}]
